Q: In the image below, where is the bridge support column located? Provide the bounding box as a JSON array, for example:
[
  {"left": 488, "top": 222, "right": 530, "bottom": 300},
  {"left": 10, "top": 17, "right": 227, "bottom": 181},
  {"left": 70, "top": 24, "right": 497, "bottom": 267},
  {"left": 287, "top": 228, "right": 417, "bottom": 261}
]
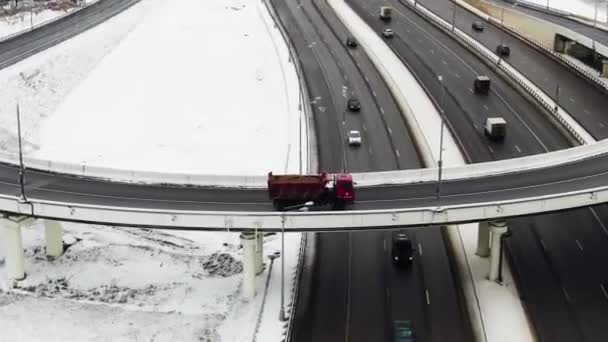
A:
[
  {"left": 1, "top": 217, "right": 28, "bottom": 281},
  {"left": 602, "top": 60, "right": 608, "bottom": 78},
  {"left": 240, "top": 232, "right": 256, "bottom": 300},
  {"left": 44, "top": 220, "right": 63, "bottom": 258},
  {"left": 476, "top": 221, "right": 491, "bottom": 257},
  {"left": 489, "top": 221, "right": 508, "bottom": 281},
  {"left": 255, "top": 232, "right": 264, "bottom": 275}
]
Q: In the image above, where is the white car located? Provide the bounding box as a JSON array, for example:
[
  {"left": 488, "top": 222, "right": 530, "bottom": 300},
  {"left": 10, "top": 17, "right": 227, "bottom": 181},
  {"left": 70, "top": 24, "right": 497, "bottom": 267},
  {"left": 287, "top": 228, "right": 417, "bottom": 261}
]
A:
[
  {"left": 382, "top": 28, "right": 394, "bottom": 38},
  {"left": 348, "top": 130, "right": 362, "bottom": 146}
]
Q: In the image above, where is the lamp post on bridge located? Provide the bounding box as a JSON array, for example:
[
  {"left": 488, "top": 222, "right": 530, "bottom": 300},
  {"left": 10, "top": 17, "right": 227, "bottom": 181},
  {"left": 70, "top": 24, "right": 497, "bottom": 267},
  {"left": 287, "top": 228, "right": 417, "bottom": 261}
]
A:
[
  {"left": 16, "top": 103, "right": 26, "bottom": 202},
  {"left": 278, "top": 201, "right": 314, "bottom": 322},
  {"left": 436, "top": 76, "right": 446, "bottom": 203}
]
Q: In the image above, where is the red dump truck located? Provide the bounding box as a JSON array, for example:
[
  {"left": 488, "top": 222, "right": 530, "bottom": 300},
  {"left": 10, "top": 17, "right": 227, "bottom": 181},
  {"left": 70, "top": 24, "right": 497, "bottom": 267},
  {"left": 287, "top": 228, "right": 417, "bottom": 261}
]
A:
[{"left": 267, "top": 172, "right": 355, "bottom": 210}]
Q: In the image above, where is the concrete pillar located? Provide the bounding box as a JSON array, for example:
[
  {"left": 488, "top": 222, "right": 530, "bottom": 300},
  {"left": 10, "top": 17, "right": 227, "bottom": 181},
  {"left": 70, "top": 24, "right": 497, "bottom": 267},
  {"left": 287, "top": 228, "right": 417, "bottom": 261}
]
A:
[
  {"left": 476, "top": 221, "right": 491, "bottom": 257},
  {"left": 602, "top": 60, "right": 608, "bottom": 78},
  {"left": 44, "top": 220, "right": 63, "bottom": 258},
  {"left": 254, "top": 232, "right": 264, "bottom": 275},
  {"left": 488, "top": 221, "right": 508, "bottom": 281},
  {"left": 1, "top": 218, "right": 25, "bottom": 280},
  {"left": 240, "top": 232, "right": 256, "bottom": 300}
]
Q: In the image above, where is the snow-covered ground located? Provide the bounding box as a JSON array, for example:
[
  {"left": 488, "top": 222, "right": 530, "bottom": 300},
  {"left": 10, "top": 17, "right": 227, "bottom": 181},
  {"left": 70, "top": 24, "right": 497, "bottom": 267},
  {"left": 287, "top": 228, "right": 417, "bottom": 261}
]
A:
[
  {"left": 0, "top": 222, "right": 301, "bottom": 341},
  {"left": 0, "top": 0, "right": 303, "bottom": 176},
  {"left": 0, "top": 0, "right": 304, "bottom": 340},
  {"left": 33, "top": 0, "right": 302, "bottom": 175},
  {"left": 526, "top": 0, "right": 608, "bottom": 22}
]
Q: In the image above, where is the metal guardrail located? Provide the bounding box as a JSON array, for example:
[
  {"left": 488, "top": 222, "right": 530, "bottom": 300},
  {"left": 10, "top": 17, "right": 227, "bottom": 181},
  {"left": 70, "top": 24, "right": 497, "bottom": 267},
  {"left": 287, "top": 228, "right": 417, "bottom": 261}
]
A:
[
  {"left": 0, "top": 0, "right": 99, "bottom": 44},
  {"left": 405, "top": 0, "right": 589, "bottom": 145},
  {"left": 261, "top": 0, "right": 314, "bottom": 175},
  {"left": 258, "top": 1, "right": 313, "bottom": 340}
]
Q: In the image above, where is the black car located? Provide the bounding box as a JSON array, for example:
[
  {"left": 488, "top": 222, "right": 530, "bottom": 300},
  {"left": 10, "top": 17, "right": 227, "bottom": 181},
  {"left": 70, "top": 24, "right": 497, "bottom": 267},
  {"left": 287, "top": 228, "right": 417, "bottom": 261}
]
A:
[
  {"left": 346, "top": 37, "right": 358, "bottom": 48},
  {"left": 496, "top": 43, "right": 510, "bottom": 57},
  {"left": 472, "top": 21, "right": 484, "bottom": 31},
  {"left": 347, "top": 98, "right": 361, "bottom": 112},
  {"left": 391, "top": 232, "right": 414, "bottom": 266}
]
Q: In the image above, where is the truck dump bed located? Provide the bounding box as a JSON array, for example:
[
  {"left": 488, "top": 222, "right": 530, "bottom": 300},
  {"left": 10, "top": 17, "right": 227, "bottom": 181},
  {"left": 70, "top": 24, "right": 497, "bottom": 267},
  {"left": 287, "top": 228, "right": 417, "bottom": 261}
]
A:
[{"left": 267, "top": 173, "right": 329, "bottom": 200}]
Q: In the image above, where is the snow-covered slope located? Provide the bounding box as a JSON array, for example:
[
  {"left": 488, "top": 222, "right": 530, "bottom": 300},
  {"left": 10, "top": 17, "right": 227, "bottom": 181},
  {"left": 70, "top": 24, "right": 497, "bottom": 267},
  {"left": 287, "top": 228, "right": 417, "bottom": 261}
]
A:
[{"left": 0, "top": 0, "right": 304, "bottom": 341}]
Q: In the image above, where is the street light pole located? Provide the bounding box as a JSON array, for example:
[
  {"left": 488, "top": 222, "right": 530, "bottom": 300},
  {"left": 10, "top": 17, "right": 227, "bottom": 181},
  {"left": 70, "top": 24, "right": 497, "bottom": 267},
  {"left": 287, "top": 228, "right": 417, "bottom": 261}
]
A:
[
  {"left": 278, "top": 201, "right": 312, "bottom": 322},
  {"left": 299, "top": 110, "right": 302, "bottom": 175},
  {"left": 279, "top": 214, "right": 286, "bottom": 321},
  {"left": 451, "top": 1, "right": 456, "bottom": 31},
  {"left": 16, "top": 103, "right": 26, "bottom": 202},
  {"left": 554, "top": 84, "right": 560, "bottom": 112},
  {"left": 436, "top": 76, "right": 446, "bottom": 202},
  {"left": 500, "top": 7, "right": 505, "bottom": 46},
  {"left": 594, "top": 1, "right": 598, "bottom": 28}
]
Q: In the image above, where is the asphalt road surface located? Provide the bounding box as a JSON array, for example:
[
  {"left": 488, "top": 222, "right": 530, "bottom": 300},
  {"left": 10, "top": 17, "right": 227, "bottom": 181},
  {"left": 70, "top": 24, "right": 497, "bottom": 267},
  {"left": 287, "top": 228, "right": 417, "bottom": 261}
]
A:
[
  {"left": 350, "top": 0, "right": 608, "bottom": 340},
  {"left": 418, "top": 0, "right": 608, "bottom": 141},
  {"left": 270, "top": 0, "right": 469, "bottom": 341},
  {"left": 0, "top": 0, "right": 141, "bottom": 70}
]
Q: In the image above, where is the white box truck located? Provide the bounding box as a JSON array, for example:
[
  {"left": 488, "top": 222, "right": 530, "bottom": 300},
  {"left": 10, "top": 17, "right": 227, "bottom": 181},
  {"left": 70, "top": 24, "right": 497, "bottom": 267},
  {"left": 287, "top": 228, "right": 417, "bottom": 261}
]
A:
[
  {"left": 380, "top": 6, "right": 392, "bottom": 21},
  {"left": 485, "top": 117, "right": 507, "bottom": 140}
]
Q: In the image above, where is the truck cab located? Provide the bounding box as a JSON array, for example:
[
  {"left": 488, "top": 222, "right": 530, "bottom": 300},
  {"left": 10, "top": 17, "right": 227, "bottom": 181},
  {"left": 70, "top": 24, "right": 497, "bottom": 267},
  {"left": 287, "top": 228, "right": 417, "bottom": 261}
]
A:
[{"left": 333, "top": 173, "right": 355, "bottom": 208}]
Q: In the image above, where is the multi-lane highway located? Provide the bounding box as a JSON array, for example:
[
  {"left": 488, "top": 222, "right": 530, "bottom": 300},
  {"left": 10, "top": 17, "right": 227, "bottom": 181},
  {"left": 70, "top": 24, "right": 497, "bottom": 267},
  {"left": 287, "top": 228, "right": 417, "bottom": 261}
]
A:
[
  {"left": 489, "top": 0, "right": 608, "bottom": 47},
  {"left": 270, "top": 0, "right": 469, "bottom": 340},
  {"left": 0, "top": 0, "right": 141, "bottom": 69},
  {"left": 347, "top": 0, "right": 608, "bottom": 340},
  {"left": 418, "top": 0, "right": 608, "bottom": 140}
]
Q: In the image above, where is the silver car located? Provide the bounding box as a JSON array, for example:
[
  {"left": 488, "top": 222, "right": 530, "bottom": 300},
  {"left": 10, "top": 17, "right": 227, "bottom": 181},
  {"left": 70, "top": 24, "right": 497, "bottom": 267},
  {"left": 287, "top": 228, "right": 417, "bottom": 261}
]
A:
[
  {"left": 382, "top": 28, "right": 394, "bottom": 38},
  {"left": 348, "top": 130, "right": 362, "bottom": 146}
]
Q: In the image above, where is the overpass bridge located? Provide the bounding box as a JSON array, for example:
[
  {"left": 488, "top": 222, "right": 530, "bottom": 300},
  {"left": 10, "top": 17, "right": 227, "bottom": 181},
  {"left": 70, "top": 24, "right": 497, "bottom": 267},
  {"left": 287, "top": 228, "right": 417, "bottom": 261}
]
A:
[{"left": 0, "top": 139, "right": 607, "bottom": 231}]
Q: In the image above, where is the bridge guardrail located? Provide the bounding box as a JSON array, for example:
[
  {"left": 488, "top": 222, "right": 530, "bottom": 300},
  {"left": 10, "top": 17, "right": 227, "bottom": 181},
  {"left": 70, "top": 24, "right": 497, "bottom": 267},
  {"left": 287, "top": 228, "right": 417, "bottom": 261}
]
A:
[
  {"left": 0, "top": 136, "right": 605, "bottom": 189},
  {"left": 261, "top": 0, "right": 314, "bottom": 174},
  {"left": 404, "top": 0, "right": 593, "bottom": 145}
]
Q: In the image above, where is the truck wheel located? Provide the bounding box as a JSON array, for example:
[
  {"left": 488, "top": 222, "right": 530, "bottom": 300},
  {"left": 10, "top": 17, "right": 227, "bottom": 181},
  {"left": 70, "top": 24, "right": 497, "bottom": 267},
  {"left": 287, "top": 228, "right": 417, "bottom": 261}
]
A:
[
  {"left": 273, "top": 200, "right": 284, "bottom": 211},
  {"left": 332, "top": 199, "right": 345, "bottom": 210}
]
